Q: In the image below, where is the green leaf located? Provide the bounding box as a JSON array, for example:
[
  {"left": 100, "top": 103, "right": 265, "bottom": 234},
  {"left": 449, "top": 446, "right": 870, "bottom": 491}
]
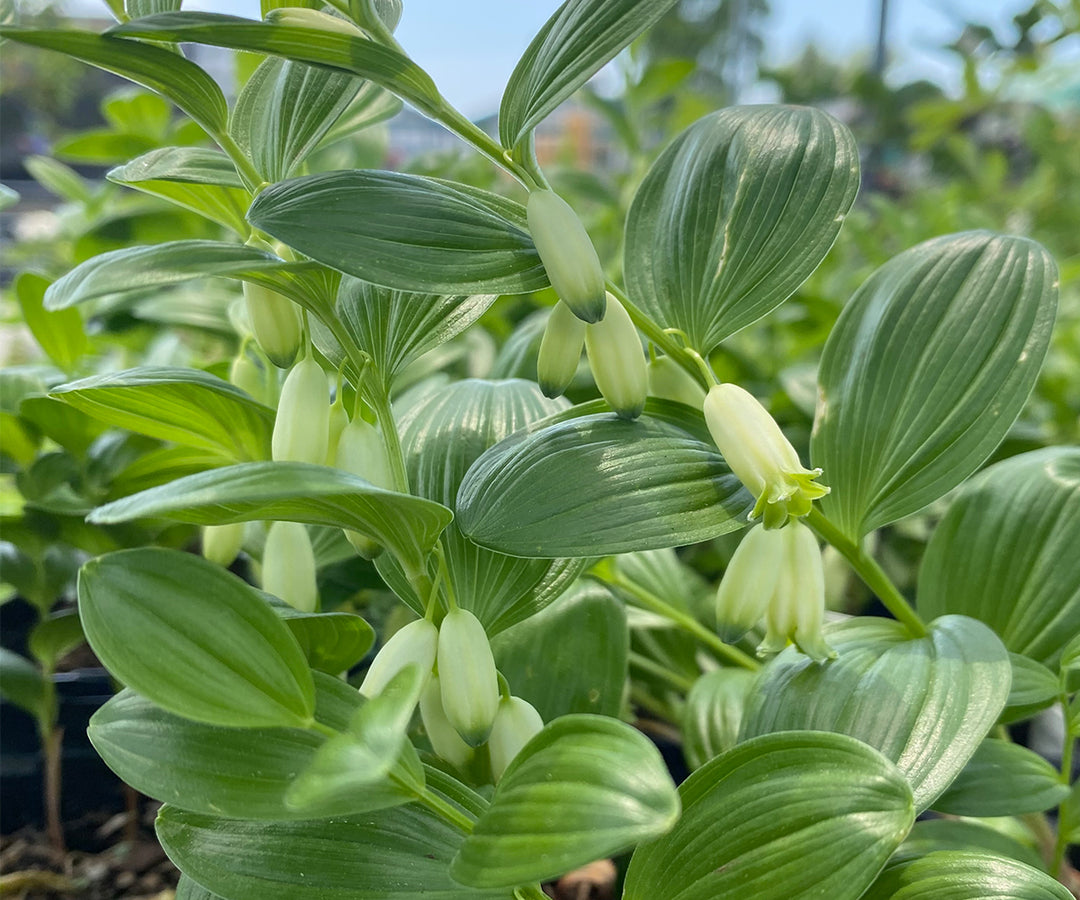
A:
[
  {"left": 51, "top": 367, "right": 274, "bottom": 462},
  {"left": 156, "top": 803, "right": 509, "bottom": 900},
  {"left": 862, "top": 851, "right": 1073, "bottom": 900},
  {"left": 28, "top": 610, "right": 85, "bottom": 673},
  {"left": 277, "top": 609, "right": 375, "bottom": 674},
  {"left": 88, "top": 462, "right": 452, "bottom": 575},
  {"left": 127, "top": 0, "right": 182, "bottom": 16},
  {"left": 625, "top": 106, "right": 859, "bottom": 354},
  {"left": 812, "top": 232, "right": 1058, "bottom": 539},
  {"left": 896, "top": 820, "right": 1045, "bottom": 872},
  {"left": 681, "top": 667, "right": 756, "bottom": 769},
  {"left": 108, "top": 150, "right": 250, "bottom": 232},
  {"left": 624, "top": 731, "right": 914, "bottom": 900},
  {"left": 54, "top": 130, "right": 159, "bottom": 165},
  {"left": 500, "top": 0, "right": 680, "bottom": 149},
  {"left": 78, "top": 548, "right": 315, "bottom": 728},
  {"left": 101, "top": 89, "right": 172, "bottom": 139},
  {"left": 917, "top": 447, "right": 1080, "bottom": 669},
  {"left": 336, "top": 277, "right": 496, "bottom": 387},
  {"left": 451, "top": 714, "right": 679, "bottom": 888},
  {"left": 87, "top": 672, "right": 412, "bottom": 819},
  {"left": 0, "top": 183, "right": 20, "bottom": 211},
  {"left": 176, "top": 874, "right": 223, "bottom": 900},
  {"left": 457, "top": 409, "right": 753, "bottom": 557},
  {"left": 109, "top": 12, "right": 442, "bottom": 115},
  {"left": 248, "top": 170, "right": 548, "bottom": 295},
  {"left": 315, "top": 82, "right": 402, "bottom": 148},
  {"left": 14, "top": 272, "right": 86, "bottom": 372},
  {"left": 739, "top": 615, "right": 1011, "bottom": 812},
  {"left": 0, "top": 648, "right": 48, "bottom": 721},
  {"left": 24, "top": 155, "right": 94, "bottom": 204},
  {"left": 1002, "top": 653, "right": 1059, "bottom": 724},
  {"left": 231, "top": 55, "right": 362, "bottom": 182},
  {"left": 933, "top": 738, "right": 1070, "bottom": 816},
  {"left": 0, "top": 28, "right": 227, "bottom": 137},
  {"left": 492, "top": 581, "right": 628, "bottom": 721}
]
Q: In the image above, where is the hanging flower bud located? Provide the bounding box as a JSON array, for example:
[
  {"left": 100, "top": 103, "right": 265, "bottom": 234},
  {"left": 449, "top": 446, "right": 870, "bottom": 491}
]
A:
[
  {"left": 243, "top": 282, "right": 301, "bottom": 369},
  {"left": 267, "top": 7, "right": 364, "bottom": 35},
  {"left": 703, "top": 383, "right": 829, "bottom": 529},
  {"left": 536, "top": 301, "right": 586, "bottom": 399},
  {"left": 647, "top": 355, "right": 707, "bottom": 407},
  {"left": 585, "top": 293, "right": 647, "bottom": 420},
  {"left": 326, "top": 395, "right": 349, "bottom": 467},
  {"left": 261, "top": 521, "right": 318, "bottom": 613},
  {"left": 272, "top": 357, "right": 330, "bottom": 465},
  {"left": 488, "top": 695, "right": 543, "bottom": 782},
  {"left": 419, "top": 675, "right": 475, "bottom": 769},
  {"left": 201, "top": 523, "right": 245, "bottom": 568},
  {"left": 230, "top": 348, "right": 272, "bottom": 406},
  {"left": 437, "top": 608, "right": 500, "bottom": 746},
  {"left": 714, "top": 523, "right": 783, "bottom": 643},
  {"left": 757, "top": 520, "right": 836, "bottom": 662},
  {"left": 527, "top": 190, "right": 607, "bottom": 324},
  {"left": 334, "top": 415, "right": 395, "bottom": 558},
  {"left": 359, "top": 618, "right": 438, "bottom": 698}
]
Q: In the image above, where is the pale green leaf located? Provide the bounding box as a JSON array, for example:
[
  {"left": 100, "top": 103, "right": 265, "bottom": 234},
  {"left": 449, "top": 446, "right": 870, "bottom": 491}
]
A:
[
  {"left": 862, "top": 851, "right": 1072, "bottom": 900},
  {"left": 14, "top": 272, "right": 86, "bottom": 373}
]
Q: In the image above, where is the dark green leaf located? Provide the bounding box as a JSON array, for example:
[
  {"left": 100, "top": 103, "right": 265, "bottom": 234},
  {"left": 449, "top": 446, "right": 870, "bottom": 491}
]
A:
[
  {"left": 28, "top": 610, "right": 85, "bottom": 673},
  {"left": 625, "top": 106, "right": 859, "bottom": 353},
  {"left": 895, "top": 820, "right": 1045, "bottom": 872},
  {"left": 277, "top": 609, "right": 375, "bottom": 674},
  {"left": 175, "top": 874, "right": 223, "bottom": 900},
  {"left": 78, "top": 548, "right": 315, "bottom": 728},
  {"left": 248, "top": 170, "right": 548, "bottom": 295},
  {"left": 739, "top": 615, "right": 1011, "bottom": 812},
  {"left": 451, "top": 714, "right": 679, "bottom": 888},
  {"left": 51, "top": 368, "right": 274, "bottom": 462},
  {"left": 127, "top": 0, "right": 182, "bottom": 17},
  {"left": 0, "top": 648, "right": 47, "bottom": 721},
  {"left": 681, "top": 667, "right": 756, "bottom": 769},
  {"left": 862, "top": 851, "right": 1072, "bottom": 900},
  {"left": 500, "top": 0, "right": 680, "bottom": 149},
  {"left": 1002, "top": 654, "right": 1059, "bottom": 724},
  {"left": 932, "top": 739, "right": 1070, "bottom": 817},
  {"left": 492, "top": 581, "right": 628, "bottom": 721},
  {"left": 457, "top": 410, "right": 753, "bottom": 557},
  {"left": 0, "top": 28, "right": 227, "bottom": 136},
  {"left": 231, "top": 55, "right": 362, "bottom": 182},
  {"left": 812, "top": 232, "right": 1058, "bottom": 539},
  {"left": 88, "top": 462, "right": 452, "bottom": 574},
  {"left": 624, "top": 731, "right": 914, "bottom": 900},
  {"left": 156, "top": 803, "right": 509, "bottom": 899},
  {"left": 917, "top": 447, "right": 1080, "bottom": 668},
  {"left": 14, "top": 272, "right": 85, "bottom": 372}
]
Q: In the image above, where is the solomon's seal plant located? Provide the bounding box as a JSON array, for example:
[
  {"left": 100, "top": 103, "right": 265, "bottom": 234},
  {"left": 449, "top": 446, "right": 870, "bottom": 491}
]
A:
[{"left": 2, "top": 0, "right": 1077, "bottom": 898}]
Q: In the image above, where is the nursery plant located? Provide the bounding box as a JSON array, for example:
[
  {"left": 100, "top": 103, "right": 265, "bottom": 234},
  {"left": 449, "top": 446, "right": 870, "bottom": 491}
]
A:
[{"left": 1, "top": 1, "right": 1078, "bottom": 898}]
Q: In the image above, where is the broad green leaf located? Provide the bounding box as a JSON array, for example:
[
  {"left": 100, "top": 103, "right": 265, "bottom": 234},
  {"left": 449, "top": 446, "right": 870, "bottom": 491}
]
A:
[
  {"left": 0, "top": 648, "right": 48, "bottom": 721},
  {"left": 739, "top": 615, "right": 1011, "bottom": 812},
  {"left": 316, "top": 82, "right": 402, "bottom": 148},
  {"left": 101, "top": 89, "right": 172, "bottom": 140},
  {"left": 932, "top": 739, "right": 1070, "bottom": 817},
  {"left": 1002, "top": 654, "right": 1059, "bottom": 723},
  {"left": 624, "top": 731, "right": 914, "bottom": 900},
  {"left": 812, "top": 232, "right": 1058, "bottom": 539},
  {"left": 0, "top": 29, "right": 227, "bottom": 136},
  {"left": 28, "top": 610, "right": 85, "bottom": 673},
  {"left": 109, "top": 12, "right": 442, "bottom": 115},
  {"left": 277, "top": 608, "right": 375, "bottom": 674},
  {"left": 457, "top": 409, "right": 753, "bottom": 557},
  {"left": 500, "top": 0, "right": 680, "bottom": 149},
  {"left": 54, "top": 130, "right": 158, "bottom": 165},
  {"left": 87, "top": 672, "right": 412, "bottom": 819},
  {"left": 156, "top": 803, "right": 509, "bottom": 900},
  {"left": 14, "top": 272, "right": 85, "bottom": 372},
  {"left": 78, "top": 548, "right": 315, "bottom": 728},
  {"left": 231, "top": 55, "right": 362, "bottom": 182},
  {"left": 248, "top": 170, "right": 548, "bottom": 295},
  {"left": 379, "top": 380, "right": 578, "bottom": 634},
  {"left": 24, "top": 155, "right": 94, "bottom": 204},
  {"left": 88, "top": 462, "right": 452, "bottom": 574},
  {"left": 451, "top": 714, "right": 679, "bottom": 888},
  {"left": 109, "top": 150, "right": 250, "bottom": 232},
  {"left": 896, "top": 820, "right": 1045, "bottom": 872},
  {"left": 51, "top": 367, "right": 274, "bottom": 461},
  {"left": 681, "top": 668, "right": 756, "bottom": 769},
  {"left": 336, "top": 277, "right": 496, "bottom": 387},
  {"left": 127, "top": 0, "right": 182, "bottom": 16},
  {"left": 862, "top": 851, "right": 1072, "bottom": 900},
  {"left": 110, "top": 446, "right": 232, "bottom": 497},
  {"left": 492, "top": 581, "right": 628, "bottom": 721},
  {"left": 625, "top": 106, "right": 859, "bottom": 354},
  {"left": 918, "top": 447, "right": 1080, "bottom": 668},
  {"left": 176, "top": 875, "right": 222, "bottom": 900}
]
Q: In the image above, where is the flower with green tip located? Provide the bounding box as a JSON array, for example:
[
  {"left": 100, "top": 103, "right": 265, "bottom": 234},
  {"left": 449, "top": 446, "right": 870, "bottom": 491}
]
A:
[
  {"left": 272, "top": 357, "right": 330, "bottom": 465},
  {"left": 704, "top": 382, "right": 829, "bottom": 529},
  {"left": 359, "top": 618, "right": 437, "bottom": 699},
  {"left": 488, "top": 695, "right": 543, "bottom": 782},
  {"left": 261, "top": 521, "right": 318, "bottom": 613},
  {"left": 536, "top": 300, "right": 586, "bottom": 399},
  {"left": 437, "top": 608, "right": 500, "bottom": 746},
  {"left": 585, "top": 293, "right": 647, "bottom": 420}
]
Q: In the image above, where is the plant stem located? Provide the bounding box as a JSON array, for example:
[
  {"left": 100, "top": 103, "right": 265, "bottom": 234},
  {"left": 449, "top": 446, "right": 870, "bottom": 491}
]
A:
[
  {"left": 515, "top": 885, "right": 551, "bottom": 900},
  {"left": 42, "top": 725, "right": 65, "bottom": 853},
  {"left": 607, "top": 575, "right": 759, "bottom": 671},
  {"left": 308, "top": 720, "right": 340, "bottom": 739},
  {"left": 629, "top": 651, "right": 696, "bottom": 693},
  {"left": 805, "top": 508, "right": 927, "bottom": 637},
  {"left": 215, "top": 130, "right": 265, "bottom": 195},
  {"left": 1051, "top": 697, "right": 1076, "bottom": 877},
  {"left": 414, "top": 787, "right": 475, "bottom": 834},
  {"left": 366, "top": 378, "right": 409, "bottom": 494},
  {"left": 432, "top": 102, "right": 536, "bottom": 189},
  {"left": 630, "top": 685, "right": 680, "bottom": 723}
]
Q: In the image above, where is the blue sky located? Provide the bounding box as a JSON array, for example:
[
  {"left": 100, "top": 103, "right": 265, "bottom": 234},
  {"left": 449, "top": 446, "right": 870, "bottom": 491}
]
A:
[{"left": 60, "top": 0, "right": 1042, "bottom": 116}]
